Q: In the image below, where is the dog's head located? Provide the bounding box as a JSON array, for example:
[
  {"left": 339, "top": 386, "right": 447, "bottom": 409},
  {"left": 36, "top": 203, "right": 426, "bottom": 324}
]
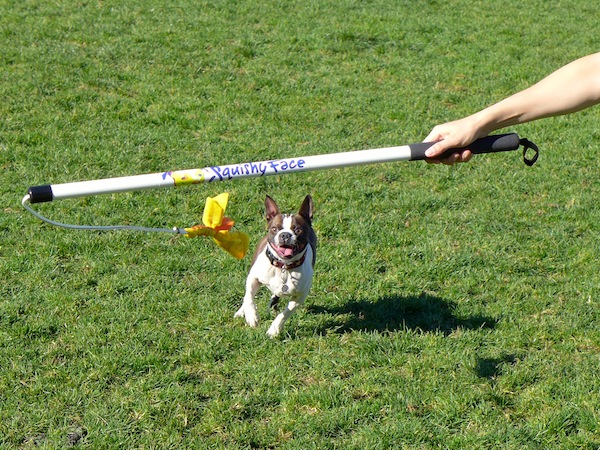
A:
[{"left": 264, "top": 195, "right": 314, "bottom": 262}]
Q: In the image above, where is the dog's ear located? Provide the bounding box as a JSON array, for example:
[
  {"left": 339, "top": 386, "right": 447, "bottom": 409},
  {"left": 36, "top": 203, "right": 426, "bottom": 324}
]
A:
[
  {"left": 298, "top": 195, "right": 313, "bottom": 222},
  {"left": 265, "top": 195, "right": 280, "bottom": 222}
]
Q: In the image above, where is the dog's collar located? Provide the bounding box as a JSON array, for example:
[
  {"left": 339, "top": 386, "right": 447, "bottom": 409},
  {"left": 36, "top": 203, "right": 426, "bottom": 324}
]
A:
[{"left": 266, "top": 243, "right": 307, "bottom": 270}]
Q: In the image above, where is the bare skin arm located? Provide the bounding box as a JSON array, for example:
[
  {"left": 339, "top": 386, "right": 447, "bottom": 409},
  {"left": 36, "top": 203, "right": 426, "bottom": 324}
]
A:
[{"left": 424, "top": 52, "right": 600, "bottom": 164}]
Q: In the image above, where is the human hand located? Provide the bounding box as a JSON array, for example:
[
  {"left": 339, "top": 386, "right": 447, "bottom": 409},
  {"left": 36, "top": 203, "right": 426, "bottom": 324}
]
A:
[{"left": 422, "top": 117, "right": 489, "bottom": 165}]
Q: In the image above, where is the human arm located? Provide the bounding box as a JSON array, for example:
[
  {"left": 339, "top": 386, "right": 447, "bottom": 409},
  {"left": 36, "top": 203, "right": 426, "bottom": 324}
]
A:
[{"left": 424, "top": 52, "right": 600, "bottom": 164}]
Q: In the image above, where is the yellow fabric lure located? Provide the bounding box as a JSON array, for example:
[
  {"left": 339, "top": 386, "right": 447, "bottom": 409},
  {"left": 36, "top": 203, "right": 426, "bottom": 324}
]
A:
[{"left": 184, "top": 193, "right": 249, "bottom": 260}]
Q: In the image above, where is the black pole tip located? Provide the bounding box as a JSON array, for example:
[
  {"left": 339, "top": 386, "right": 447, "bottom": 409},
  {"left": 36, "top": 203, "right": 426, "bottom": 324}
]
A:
[{"left": 28, "top": 185, "right": 54, "bottom": 203}]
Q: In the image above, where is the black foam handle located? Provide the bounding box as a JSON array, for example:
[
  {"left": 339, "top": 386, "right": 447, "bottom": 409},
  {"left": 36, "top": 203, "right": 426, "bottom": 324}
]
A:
[{"left": 409, "top": 133, "right": 522, "bottom": 160}]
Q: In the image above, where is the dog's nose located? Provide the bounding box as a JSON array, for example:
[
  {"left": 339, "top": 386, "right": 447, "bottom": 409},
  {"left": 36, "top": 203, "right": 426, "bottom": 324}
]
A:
[{"left": 278, "top": 231, "right": 293, "bottom": 244}]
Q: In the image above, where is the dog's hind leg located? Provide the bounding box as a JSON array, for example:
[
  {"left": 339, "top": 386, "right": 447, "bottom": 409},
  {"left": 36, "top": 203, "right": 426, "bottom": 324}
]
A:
[{"left": 268, "top": 296, "right": 280, "bottom": 310}]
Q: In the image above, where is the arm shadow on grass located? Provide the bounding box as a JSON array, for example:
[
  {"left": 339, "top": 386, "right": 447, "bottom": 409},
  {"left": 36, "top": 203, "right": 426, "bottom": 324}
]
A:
[{"left": 307, "top": 292, "right": 497, "bottom": 335}]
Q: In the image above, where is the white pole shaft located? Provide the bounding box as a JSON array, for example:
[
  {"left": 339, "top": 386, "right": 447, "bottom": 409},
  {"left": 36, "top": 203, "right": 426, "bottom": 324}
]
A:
[{"left": 33, "top": 145, "right": 412, "bottom": 202}]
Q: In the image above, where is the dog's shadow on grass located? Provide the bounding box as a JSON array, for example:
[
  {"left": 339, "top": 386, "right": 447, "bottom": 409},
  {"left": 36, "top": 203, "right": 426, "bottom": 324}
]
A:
[{"left": 307, "top": 293, "right": 497, "bottom": 335}]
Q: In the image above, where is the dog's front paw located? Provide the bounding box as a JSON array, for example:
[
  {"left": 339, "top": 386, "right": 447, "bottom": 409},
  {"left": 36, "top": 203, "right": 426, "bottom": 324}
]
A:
[
  {"left": 266, "top": 317, "right": 284, "bottom": 338},
  {"left": 235, "top": 305, "right": 259, "bottom": 328},
  {"left": 266, "top": 325, "right": 280, "bottom": 338}
]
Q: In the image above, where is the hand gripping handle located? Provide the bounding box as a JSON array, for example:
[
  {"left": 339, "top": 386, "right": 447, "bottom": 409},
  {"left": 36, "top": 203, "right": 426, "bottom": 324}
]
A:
[{"left": 409, "top": 133, "right": 529, "bottom": 161}]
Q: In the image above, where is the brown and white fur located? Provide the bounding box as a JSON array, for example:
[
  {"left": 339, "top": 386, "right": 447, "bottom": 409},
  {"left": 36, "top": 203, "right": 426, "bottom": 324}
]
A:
[{"left": 235, "top": 195, "right": 316, "bottom": 337}]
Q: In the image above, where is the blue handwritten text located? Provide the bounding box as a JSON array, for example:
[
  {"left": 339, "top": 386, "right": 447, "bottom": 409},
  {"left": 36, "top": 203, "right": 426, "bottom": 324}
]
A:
[{"left": 207, "top": 158, "right": 306, "bottom": 182}]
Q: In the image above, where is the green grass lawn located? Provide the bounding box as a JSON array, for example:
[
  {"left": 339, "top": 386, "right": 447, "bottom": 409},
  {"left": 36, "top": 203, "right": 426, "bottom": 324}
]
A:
[{"left": 2, "top": 0, "right": 600, "bottom": 448}]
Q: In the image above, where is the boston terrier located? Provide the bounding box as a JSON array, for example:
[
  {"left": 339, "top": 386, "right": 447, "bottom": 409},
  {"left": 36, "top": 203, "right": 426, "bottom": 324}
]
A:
[{"left": 235, "top": 195, "right": 316, "bottom": 337}]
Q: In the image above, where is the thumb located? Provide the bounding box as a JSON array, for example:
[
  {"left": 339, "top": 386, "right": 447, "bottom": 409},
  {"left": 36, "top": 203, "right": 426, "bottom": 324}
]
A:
[{"left": 425, "top": 141, "right": 449, "bottom": 158}]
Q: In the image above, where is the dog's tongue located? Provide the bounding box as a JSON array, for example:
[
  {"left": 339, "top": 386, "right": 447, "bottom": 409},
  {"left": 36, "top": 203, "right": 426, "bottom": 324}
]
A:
[{"left": 276, "top": 246, "right": 295, "bottom": 258}]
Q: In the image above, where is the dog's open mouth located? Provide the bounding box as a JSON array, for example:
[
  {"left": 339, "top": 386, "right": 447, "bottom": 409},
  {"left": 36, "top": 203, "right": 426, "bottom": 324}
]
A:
[{"left": 273, "top": 244, "right": 296, "bottom": 258}]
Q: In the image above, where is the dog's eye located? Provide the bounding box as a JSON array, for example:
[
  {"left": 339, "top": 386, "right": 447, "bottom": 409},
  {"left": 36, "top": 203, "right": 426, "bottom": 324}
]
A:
[
  {"left": 294, "top": 227, "right": 303, "bottom": 235},
  {"left": 270, "top": 226, "right": 278, "bottom": 233}
]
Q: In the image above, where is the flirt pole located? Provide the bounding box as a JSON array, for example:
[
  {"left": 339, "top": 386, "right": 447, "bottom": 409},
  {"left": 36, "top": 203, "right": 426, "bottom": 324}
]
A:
[
  {"left": 26, "top": 133, "right": 537, "bottom": 204},
  {"left": 22, "top": 133, "right": 538, "bottom": 258}
]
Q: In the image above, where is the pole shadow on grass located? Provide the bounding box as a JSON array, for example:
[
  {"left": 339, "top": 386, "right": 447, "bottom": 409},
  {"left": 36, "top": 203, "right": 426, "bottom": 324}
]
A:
[{"left": 307, "top": 292, "right": 497, "bottom": 335}]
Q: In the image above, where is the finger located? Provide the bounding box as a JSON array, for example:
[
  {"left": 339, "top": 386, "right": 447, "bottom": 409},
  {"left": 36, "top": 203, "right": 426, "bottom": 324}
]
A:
[
  {"left": 441, "top": 150, "right": 472, "bottom": 165},
  {"left": 426, "top": 149, "right": 472, "bottom": 165},
  {"left": 459, "top": 150, "right": 473, "bottom": 163},
  {"left": 425, "top": 151, "right": 458, "bottom": 165},
  {"left": 439, "top": 153, "right": 461, "bottom": 165}
]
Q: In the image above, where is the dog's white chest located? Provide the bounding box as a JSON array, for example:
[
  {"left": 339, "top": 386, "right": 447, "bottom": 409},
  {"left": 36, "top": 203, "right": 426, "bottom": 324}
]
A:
[
  {"left": 250, "top": 247, "right": 314, "bottom": 300},
  {"left": 264, "top": 267, "right": 305, "bottom": 298}
]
